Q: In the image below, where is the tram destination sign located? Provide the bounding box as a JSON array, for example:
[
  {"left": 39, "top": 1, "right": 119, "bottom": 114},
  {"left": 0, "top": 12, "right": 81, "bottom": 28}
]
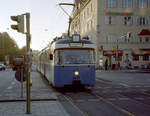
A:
[{"left": 69, "top": 43, "right": 83, "bottom": 47}]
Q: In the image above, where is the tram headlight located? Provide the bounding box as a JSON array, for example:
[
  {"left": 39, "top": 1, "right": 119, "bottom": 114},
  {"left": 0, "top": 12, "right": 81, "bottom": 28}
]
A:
[{"left": 74, "top": 71, "right": 79, "bottom": 76}]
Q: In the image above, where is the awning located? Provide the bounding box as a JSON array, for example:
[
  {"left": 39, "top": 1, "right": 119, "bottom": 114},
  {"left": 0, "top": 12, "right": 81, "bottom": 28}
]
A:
[
  {"left": 103, "top": 50, "right": 123, "bottom": 56},
  {"left": 138, "top": 29, "right": 150, "bottom": 36},
  {"left": 132, "top": 49, "right": 149, "bottom": 55}
]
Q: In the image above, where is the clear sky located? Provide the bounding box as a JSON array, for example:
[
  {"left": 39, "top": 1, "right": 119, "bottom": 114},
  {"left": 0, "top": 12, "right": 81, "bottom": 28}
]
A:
[{"left": 0, "top": 0, "right": 74, "bottom": 50}]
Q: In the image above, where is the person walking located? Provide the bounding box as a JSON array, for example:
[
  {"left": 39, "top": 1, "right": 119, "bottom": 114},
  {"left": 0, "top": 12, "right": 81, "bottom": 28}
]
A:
[{"left": 105, "top": 59, "right": 108, "bottom": 70}]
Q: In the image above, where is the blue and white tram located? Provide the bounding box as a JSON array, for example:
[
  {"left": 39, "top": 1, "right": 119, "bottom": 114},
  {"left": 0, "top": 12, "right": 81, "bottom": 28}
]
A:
[{"left": 38, "top": 34, "right": 96, "bottom": 87}]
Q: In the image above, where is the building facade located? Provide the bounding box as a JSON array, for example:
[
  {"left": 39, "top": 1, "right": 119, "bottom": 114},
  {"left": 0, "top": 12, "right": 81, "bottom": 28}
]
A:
[{"left": 70, "top": 0, "right": 150, "bottom": 69}]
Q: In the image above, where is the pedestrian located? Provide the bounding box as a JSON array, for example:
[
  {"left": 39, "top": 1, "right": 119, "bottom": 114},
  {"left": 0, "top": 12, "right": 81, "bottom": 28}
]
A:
[
  {"left": 105, "top": 59, "right": 108, "bottom": 70},
  {"left": 118, "top": 62, "right": 120, "bottom": 70}
]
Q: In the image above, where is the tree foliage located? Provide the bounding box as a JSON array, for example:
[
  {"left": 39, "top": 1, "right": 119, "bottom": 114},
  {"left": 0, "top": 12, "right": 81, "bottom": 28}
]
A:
[{"left": 0, "top": 32, "right": 26, "bottom": 63}]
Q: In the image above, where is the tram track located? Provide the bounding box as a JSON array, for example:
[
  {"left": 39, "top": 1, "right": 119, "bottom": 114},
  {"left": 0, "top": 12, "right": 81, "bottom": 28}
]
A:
[
  {"left": 85, "top": 88, "right": 135, "bottom": 116},
  {"left": 41, "top": 73, "right": 150, "bottom": 116}
]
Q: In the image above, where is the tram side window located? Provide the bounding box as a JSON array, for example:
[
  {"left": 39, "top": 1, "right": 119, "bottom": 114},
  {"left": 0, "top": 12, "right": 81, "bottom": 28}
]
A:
[{"left": 54, "top": 51, "right": 60, "bottom": 64}]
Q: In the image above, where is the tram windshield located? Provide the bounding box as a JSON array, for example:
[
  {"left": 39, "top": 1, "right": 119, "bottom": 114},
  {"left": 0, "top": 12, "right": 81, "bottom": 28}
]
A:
[{"left": 55, "top": 49, "right": 95, "bottom": 64}]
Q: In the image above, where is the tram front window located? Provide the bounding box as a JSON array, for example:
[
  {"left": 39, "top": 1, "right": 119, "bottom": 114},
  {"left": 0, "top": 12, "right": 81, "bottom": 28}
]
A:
[{"left": 55, "top": 50, "right": 95, "bottom": 64}]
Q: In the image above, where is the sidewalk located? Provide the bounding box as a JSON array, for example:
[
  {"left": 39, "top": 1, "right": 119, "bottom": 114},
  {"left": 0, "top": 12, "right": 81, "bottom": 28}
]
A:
[
  {"left": 96, "top": 69, "right": 150, "bottom": 73},
  {"left": 0, "top": 69, "right": 69, "bottom": 116}
]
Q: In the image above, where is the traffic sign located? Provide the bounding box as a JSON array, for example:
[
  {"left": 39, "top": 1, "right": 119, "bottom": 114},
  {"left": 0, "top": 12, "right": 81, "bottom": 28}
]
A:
[{"left": 15, "top": 69, "right": 26, "bottom": 82}]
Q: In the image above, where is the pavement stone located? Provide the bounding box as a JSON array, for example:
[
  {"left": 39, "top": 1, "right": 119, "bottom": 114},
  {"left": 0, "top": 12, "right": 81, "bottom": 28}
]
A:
[
  {"left": 0, "top": 69, "right": 70, "bottom": 116},
  {"left": 0, "top": 101, "right": 69, "bottom": 116}
]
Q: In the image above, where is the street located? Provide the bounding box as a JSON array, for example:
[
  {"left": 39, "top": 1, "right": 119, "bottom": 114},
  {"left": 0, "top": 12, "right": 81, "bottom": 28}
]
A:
[
  {"left": 0, "top": 69, "right": 150, "bottom": 116},
  {"left": 0, "top": 69, "right": 16, "bottom": 95}
]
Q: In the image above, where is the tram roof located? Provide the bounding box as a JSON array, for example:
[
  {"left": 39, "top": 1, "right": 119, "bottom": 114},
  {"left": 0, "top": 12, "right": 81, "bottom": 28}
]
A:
[{"left": 55, "top": 38, "right": 94, "bottom": 44}]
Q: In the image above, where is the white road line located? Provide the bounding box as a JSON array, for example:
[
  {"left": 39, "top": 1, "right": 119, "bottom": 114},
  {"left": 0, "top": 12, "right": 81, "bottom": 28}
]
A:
[
  {"left": 119, "top": 98, "right": 129, "bottom": 101},
  {"left": 114, "top": 90, "right": 122, "bottom": 93},
  {"left": 143, "top": 86, "right": 150, "bottom": 88},
  {"left": 76, "top": 100, "right": 85, "bottom": 102},
  {"left": 115, "top": 87, "right": 122, "bottom": 89},
  {"left": 7, "top": 86, "right": 12, "bottom": 89},
  {"left": 135, "top": 98, "right": 145, "bottom": 100},
  {"left": 88, "top": 99, "right": 100, "bottom": 102},
  {"left": 135, "top": 86, "right": 140, "bottom": 88},
  {"left": 97, "top": 86, "right": 102, "bottom": 89},
  {"left": 108, "top": 98, "right": 116, "bottom": 101},
  {"left": 94, "top": 91, "right": 100, "bottom": 93},
  {"left": 142, "top": 92, "right": 150, "bottom": 96},
  {"left": 11, "top": 82, "right": 15, "bottom": 85},
  {"left": 119, "top": 83, "right": 130, "bottom": 87},
  {"left": 104, "top": 87, "right": 112, "bottom": 89}
]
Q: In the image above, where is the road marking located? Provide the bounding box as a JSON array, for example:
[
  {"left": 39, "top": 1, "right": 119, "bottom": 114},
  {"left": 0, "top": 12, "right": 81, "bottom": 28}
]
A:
[
  {"left": 76, "top": 99, "right": 85, "bottom": 102},
  {"left": 7, "top": 86, "right": 12, "bottom": 89},
  {"left": 119, "top": 98, "right": 129, "bottom": 101},
  {"left": 97, "top": 86, "right": 102, "bottom": 89},
  {"left": 104, "top": 87, "right": 112, "bottom": 89},
  {"left": 136, "top": 98, "right": 145, "bottom": 100},
  {"left": 142, "top": 92, "right": 150, "bottom": 96},
  {"left": 135, "top": 86, "right": 140, "bottom": 88},
  {"left": 115, "top": 87, "right": 122, "bottom": 89},
  {"left": 143, "top": 86, "right": 150, "bottom": 88},
  {"left": 11, "top": 82, "right": 15, "bottom": 85},
  {"left": 114, "top": 90, "right": 123, "bottom": 93},
  {"left": 108, "top": 98, "right": 116, "bottom": 101},
  {"left": 119, "top": 83, "right": 130, "bottom": 87},
  {"left": 88, "top": 99, "right": 100, "bottom": 102}
]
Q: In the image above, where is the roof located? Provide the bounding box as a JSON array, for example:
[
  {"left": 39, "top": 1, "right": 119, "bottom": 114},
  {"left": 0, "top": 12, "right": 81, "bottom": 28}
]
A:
[
  {"left": 138, "top": 29, "right": 150, "bottom": 36},
  {"left": 55, "top": 38, "right": 93, "bottom": 44}
]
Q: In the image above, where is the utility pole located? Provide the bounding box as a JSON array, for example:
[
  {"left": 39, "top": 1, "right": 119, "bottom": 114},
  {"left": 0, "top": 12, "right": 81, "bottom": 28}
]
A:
[
  {"left": 26, "top": 13, "right": 31, "bottom": 114},
  {"left": 10, "top": 13, "right": 31, "bottom": 114},
  {"left": 59, "top": 3, "right": 75, "bottom": 36}
]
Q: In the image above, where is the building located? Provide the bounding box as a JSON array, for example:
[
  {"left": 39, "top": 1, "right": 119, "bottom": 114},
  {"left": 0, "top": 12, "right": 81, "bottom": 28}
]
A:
[{"left": 70, "top": 0, "right": 150, "bottom": 69}]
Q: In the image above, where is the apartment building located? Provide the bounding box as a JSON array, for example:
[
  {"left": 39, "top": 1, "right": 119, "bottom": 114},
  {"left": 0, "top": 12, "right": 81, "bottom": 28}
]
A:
[{"left": 70, "top": 0, "right": 150, "bottom": 69}]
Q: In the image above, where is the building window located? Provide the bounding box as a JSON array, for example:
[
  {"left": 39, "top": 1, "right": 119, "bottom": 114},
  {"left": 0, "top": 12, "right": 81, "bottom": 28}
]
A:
[
  {"left": 105, "top": 16, "right": 115, "bottom": 24},
  {"left": 122, "top": 16, "right": 133, "bottom": 25},
  {"left": 87, "top": 7, "right": 89, "bottom": 16},
  {"left": 106, "top": 0, "right": 117, "bottom": 8},
  {"left": 91, "top": 20, "right": 93, "bottom": 29},
  {"left": 91, "top": 3, "right": 93, "bottom": 12},
  {"left": 133, "top": 55, "right": 139, "bottom": 61},
  {"left": 143, "top": 55, "right": 149, "bottom": 61},
  {"left": 136, "top": 16, "right": 149, "bottom": 25},
  {"left": 145, "top": 37, "right": 149, "bottom": 42},
  {"left": 137, "top": 0, "right": 148, "bottom": 8},
  {"left": 84, "top": 12, "right": 86, "bottom": 19},
  {"left": 122, "top": 0, "right": 133, "bottom": 8},
  {"left": 106, "top": 34, "right": 116, "bottom": 43},
  {"left": 139, "top": 37, "right": 142, "bottom": 43}
]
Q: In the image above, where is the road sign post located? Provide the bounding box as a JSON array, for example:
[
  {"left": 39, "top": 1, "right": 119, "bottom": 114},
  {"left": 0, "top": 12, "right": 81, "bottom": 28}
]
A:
[
  {"left": 26, "top": 13, "right": 31, "bottom": 114},
  {"left": 11, "top": 13, "right": 31, "bottom": 114}
]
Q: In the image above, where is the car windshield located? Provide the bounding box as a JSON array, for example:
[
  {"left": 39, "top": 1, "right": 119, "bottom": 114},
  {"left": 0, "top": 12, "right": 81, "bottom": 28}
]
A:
[{"left": 55, "top": 49, "right": 95, "bottom": 64}]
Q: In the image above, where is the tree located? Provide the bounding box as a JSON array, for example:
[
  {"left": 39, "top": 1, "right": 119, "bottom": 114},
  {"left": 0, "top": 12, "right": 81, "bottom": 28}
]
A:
[{"left": 0, "top": 32, "right": 19, "bottom": 63}]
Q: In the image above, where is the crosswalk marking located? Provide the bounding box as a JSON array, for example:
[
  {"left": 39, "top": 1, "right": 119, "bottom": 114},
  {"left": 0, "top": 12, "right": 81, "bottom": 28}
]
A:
[{"left": 7, "top": 86, "right": 12, "bottom": 89}]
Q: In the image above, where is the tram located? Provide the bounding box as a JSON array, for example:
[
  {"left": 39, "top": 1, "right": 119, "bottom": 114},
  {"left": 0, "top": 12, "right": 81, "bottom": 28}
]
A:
[{"left": 38, "top": 34, "right": 96, "bottom": 87}]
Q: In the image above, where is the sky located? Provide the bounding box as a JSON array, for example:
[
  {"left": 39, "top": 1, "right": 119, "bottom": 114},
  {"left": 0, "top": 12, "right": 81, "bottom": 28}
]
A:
[{"left": 0, "top": 0, "right": 74, "bottom": 50}]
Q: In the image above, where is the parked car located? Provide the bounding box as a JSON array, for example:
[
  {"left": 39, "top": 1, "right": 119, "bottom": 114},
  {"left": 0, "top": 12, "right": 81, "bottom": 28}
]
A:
[{"left": 0, "top": 64, "right": 6, "bottom": 71}]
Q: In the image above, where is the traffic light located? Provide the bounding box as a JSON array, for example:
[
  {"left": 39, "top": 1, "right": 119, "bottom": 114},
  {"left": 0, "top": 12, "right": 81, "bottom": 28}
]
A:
[{"left": 10, "top": 14, "right": 24, "bottom": 33}]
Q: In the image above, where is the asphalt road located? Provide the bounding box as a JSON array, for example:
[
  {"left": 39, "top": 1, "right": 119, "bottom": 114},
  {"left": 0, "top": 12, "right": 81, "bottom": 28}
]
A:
[
  {"left": 1, "top": 69, "right": 150, "bottom": 116},
  {"left": 59, "top": 71, "right": 150, "bottom": 116},
  {"left": 0, "top": 69, "right": 16, "bottom": 94}
]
